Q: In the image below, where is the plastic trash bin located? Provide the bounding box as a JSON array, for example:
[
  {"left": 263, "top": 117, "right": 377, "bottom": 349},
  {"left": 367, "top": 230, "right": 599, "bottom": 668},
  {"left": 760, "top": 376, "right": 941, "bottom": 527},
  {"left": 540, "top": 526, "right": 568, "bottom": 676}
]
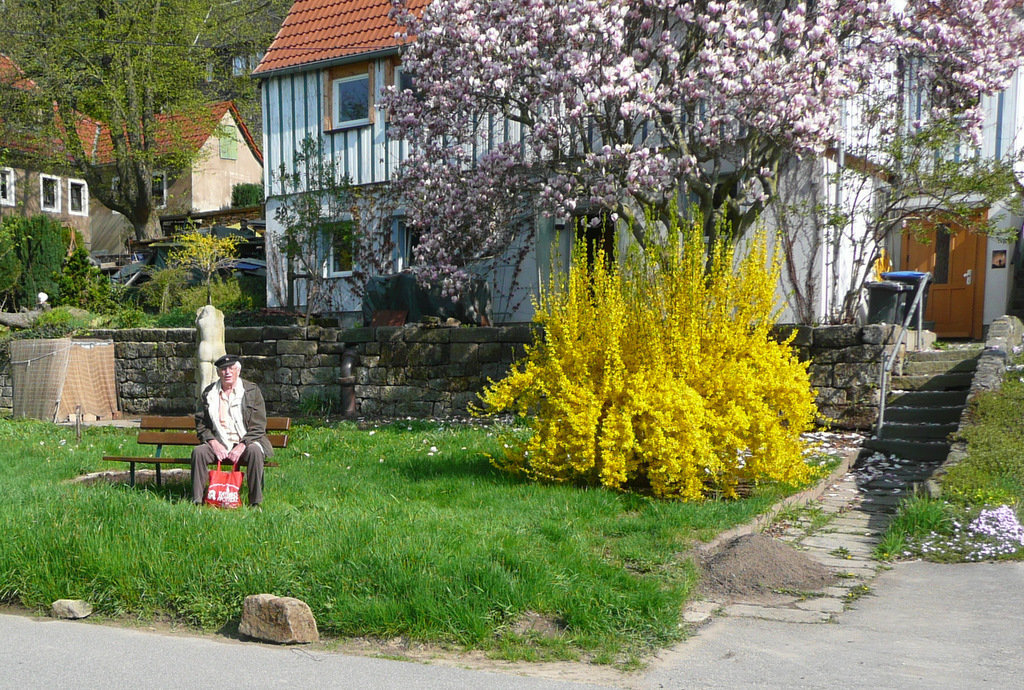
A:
[
  {"left": 880, "top": 271, "right": 931, "bottom": 324},
  {"left": 865, "top": 281, "right": 912, "bottom": 324}
]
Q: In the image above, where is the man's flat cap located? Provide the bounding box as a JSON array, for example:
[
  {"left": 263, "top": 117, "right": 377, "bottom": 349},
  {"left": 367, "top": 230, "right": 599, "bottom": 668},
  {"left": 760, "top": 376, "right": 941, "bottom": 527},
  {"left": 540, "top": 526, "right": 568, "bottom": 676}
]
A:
[{"left": 214, "top": 354, "right": 240, "bottom": 369}]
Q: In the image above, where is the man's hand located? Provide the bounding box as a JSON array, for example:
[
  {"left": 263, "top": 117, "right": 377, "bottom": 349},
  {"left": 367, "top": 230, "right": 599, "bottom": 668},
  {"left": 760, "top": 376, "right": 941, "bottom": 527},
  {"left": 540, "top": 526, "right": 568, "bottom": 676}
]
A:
[
  {"left": 208, "top": 438, "right": 229, "bottom": 461},
  {"left": 227, "top": 443, "right": 245, "bottom": 466}
]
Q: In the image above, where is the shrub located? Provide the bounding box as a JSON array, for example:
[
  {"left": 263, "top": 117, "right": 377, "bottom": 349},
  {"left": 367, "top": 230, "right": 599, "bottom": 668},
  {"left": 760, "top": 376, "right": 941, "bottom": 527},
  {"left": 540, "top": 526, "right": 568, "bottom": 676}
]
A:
[
  {"left": 231, "top": 182, "right": 264, "bottom": 208},
  {"left": 55, "top": 246, "right": 116, "bottom": 312},
  {"left": 22, "top": 306, "right": 95, "bottom": 338},
  {"left": 477, "top": 214, "right": 817, "bottom": 500},
  {"left": 0, "top": 215, "right": 70, "bottom": 309}
]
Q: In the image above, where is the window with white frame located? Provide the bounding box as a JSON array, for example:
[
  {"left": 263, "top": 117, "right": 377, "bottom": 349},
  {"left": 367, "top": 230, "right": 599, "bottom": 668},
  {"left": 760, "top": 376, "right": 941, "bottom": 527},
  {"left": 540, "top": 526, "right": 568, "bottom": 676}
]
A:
[
  {"left": 393, "top": 218, "right": 421, "bottom": 272},
  {"left": 324, "top": 216, "right": 356, "bottom": 277},
  {"left": 67, "top": 179, "right": 88, "bottom": 216},
  {"left": 40, "top": 174, "right": 60, "bottom": 212},
  {"left": 151, "top": 172, "right": 167, "bottom": 209},
  {"left": 0, "top": 168, "right": 14, "bottom": 206},
  {"left": 332, "top": 74, "right": 370, "bottom": 128}
]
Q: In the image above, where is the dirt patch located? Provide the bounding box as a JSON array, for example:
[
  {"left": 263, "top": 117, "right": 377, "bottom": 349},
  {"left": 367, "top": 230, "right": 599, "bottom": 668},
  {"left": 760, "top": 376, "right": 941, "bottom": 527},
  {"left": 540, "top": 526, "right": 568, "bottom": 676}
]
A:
[{"left": 699, "top": 533, "right": 836, "bottom": 599}]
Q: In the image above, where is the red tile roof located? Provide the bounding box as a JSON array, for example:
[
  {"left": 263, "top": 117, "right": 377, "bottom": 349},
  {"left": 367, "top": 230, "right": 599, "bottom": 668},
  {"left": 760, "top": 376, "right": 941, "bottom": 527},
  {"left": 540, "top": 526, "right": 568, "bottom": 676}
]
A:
[
  {"left": 0, "top": 54, "right": 36, "bottom": 91},
  {"left": 85, "top": 101, "right": 262, "bottom": 165},
  {"left": 254, "top": 0, "right": 430, "bottom": 76}
]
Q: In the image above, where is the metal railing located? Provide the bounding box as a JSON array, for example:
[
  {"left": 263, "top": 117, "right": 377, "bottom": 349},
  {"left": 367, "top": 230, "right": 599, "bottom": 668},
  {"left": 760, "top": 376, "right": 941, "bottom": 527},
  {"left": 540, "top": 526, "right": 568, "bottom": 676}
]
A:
[{"left": 875, "top": 273, "right": 931, "bottom": 436}]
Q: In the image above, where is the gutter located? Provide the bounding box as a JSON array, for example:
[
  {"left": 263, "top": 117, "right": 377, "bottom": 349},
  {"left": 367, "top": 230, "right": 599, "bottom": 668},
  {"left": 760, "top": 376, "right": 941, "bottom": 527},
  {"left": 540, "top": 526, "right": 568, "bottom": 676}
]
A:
[{"left": 252, "top": 47, "right": 401, "bottom": 81}]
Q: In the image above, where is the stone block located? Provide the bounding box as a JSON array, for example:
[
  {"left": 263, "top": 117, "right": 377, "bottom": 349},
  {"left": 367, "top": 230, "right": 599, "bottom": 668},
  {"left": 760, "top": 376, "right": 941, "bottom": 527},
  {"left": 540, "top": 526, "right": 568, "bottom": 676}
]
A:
[
  {"left": 452, "top": 391, "right": 484, "bottom": 412},
  {"left": 51, "top": 599, "right": 92, "bottom": 619},
  {"left": 300, "top": 367, "right": 338, "bottom": 385},
  {"left": 815, "top": 387, "right": 847, "bottom": 406},
  {"left": 394, "top": 400, "right": 436, "bottom": 416},
  {"left": 374, "top": 326, "right": 404, "bottom": 342},
  {"left": 809, "top": 348, "right": 840, "bottom": 364},
  {"left": 277, "top": 340, "right": 318, "bottom": 356},
  {"left": 450, "top": 327, "right": 496, "bottom": 343},
  {"left": 476, "top": 342, "right": 504, "bottom": 363},
  {"left": 499, "top": 324, "right": 538, "bottom": 343},
  {"left": 860, "top": 324, "right": 894, "bottom": 345},
  {"left": 808, "top": 365, "right": 833, "bottom": 387},
  {"left": 408, "top": 344, "right": 445, "bottom": 367},
  {"left": 239, "top": 594, "right": 319, "bottom": 644},
  {"left": 280, "top": 354, "right": 306, "bottom": 368},
  {"left": 812, "top": 325, "right": 861, "bottom": 348},
  {"left": 338, "top": 327, "right": 375, "bottom": 343},
  {"left": 317, "top": 342, "right": 348, "bottom": 355},
  {"left": 379, "top": 343, "right": 409, "bottom": 367},
  {"left": 450, "top": 343, "right": 479, "bottom": 365},
  {"left": 226, "top": 327, "right": 263, "bottom": 342},
  {"left": 833, "top": 362, "right": 880, "bottom": 388},
  {"left": 405, "top": 327, "right": 452, "bottom": 343},
  {"left": 836, "top": 344, "right": 884, "bottom": 363},
  {"left": 317, "top": 328, "right": 339, "bottom": 343},
  {"left": 264, "top": 326, "right": 305, "bottom": 341}
]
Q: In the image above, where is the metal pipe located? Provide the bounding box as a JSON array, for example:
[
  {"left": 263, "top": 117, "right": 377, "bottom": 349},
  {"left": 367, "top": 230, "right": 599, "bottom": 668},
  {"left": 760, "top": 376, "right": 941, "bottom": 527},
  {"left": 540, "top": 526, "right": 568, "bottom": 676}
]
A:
[{"left": 340, "top": 347, "right": 358, "bottom": 418}]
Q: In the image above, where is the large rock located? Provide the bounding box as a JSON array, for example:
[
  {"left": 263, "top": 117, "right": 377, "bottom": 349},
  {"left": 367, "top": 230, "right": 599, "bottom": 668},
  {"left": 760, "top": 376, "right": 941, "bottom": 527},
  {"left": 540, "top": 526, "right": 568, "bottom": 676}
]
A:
[
  {"left": 51, "top": 599, "right": 92, "bottom": 619},
  {"left": 238, "top": 594, "right": 319, "bottom": 644}
]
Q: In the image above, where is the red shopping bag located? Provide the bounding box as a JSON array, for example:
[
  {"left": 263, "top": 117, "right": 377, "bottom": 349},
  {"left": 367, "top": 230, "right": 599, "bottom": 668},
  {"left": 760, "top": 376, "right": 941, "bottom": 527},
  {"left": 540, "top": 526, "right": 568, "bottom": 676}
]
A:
[{"left": 205, "top": 460, "right": 243, "bottom": 509}]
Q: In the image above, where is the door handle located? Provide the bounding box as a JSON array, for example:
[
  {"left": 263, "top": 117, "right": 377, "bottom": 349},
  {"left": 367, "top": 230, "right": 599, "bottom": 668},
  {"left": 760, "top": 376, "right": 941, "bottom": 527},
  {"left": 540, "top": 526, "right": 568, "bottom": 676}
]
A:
[{"left": 963, "top": 269, "right": 973, "bottom": 285}]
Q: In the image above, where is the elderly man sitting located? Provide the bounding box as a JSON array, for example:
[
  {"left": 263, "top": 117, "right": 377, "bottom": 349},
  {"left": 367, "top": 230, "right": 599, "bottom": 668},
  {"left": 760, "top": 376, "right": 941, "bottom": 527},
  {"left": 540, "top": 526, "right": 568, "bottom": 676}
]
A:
[{"left": 191, "top": 354, "right": 273, "bottom": 506}]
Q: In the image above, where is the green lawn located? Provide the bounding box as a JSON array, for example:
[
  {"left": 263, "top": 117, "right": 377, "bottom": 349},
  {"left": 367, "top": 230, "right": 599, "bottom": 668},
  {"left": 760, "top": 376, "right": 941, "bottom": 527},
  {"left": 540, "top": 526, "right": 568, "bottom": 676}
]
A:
[{"left": 0, "top": 416, "right": 825, "bottom": 665}]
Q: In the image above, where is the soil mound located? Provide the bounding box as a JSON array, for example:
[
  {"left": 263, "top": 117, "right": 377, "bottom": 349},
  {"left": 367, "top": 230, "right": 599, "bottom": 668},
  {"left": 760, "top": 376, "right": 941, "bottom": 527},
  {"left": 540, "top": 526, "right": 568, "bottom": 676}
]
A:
[{"left": 699, "top": 533, "right": 835, "bottom": 597}]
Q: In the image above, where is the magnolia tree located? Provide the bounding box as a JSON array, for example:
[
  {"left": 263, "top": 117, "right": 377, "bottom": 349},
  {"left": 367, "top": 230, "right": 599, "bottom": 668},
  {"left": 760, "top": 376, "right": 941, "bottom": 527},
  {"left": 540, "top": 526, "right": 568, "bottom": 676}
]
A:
[{"left": 383, "top": 0, "right": 1024, "bottom": 294}]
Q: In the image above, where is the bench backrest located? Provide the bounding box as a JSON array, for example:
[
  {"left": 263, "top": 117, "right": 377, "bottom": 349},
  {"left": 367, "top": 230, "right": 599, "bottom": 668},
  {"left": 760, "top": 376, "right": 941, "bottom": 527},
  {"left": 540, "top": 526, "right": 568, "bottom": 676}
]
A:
[{"left": 137, "top": 415, "right": 290, "bottom": 449}]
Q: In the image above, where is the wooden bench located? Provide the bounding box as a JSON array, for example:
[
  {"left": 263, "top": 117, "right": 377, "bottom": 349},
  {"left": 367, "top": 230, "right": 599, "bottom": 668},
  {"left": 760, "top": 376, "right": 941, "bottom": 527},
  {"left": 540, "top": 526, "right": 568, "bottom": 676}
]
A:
[{"left": 102, "top": 415, "right": 290, "bottom": 487}]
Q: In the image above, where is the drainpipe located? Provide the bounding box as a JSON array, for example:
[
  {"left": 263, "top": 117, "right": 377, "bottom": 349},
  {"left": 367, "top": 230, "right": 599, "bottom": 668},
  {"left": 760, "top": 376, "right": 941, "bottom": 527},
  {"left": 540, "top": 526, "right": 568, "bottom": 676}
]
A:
[{"left": 340, "top": 347, "right": 358, "bottom": 418}]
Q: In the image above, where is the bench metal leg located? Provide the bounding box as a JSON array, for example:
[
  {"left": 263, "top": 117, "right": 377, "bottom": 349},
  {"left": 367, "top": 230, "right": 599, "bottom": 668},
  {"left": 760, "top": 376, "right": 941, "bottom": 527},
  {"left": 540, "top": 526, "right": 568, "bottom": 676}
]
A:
[
  {"left": 156, "top": 464, "right": 162, "bottom": 486},
  {"left": 129, "top": 462, "right": 136, "bottom": 488}
]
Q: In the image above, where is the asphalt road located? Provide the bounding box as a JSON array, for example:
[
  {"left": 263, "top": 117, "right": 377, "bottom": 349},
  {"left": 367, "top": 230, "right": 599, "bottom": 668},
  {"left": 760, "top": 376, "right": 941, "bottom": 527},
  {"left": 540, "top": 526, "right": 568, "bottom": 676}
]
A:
[{"left": 1, "top": 560, "right": 1022, "bottom": 689}]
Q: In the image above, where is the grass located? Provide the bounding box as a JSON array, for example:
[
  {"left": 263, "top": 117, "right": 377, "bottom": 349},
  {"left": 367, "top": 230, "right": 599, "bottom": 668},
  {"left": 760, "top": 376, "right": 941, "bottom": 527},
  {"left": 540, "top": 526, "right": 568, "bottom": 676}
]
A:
[
  {"left": 876, "top": 354, "right": 1024, "bottom": 562},
  {"left": 0, "top": 416, "right": 828, "bottom": 666}
]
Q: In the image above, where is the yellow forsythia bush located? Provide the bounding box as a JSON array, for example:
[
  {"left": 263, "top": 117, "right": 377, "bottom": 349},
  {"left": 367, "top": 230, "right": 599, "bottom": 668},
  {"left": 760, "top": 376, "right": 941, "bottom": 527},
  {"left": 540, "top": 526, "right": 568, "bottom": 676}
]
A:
[{"left": 477, "top": 217, "right": 817, "bottom": 500}]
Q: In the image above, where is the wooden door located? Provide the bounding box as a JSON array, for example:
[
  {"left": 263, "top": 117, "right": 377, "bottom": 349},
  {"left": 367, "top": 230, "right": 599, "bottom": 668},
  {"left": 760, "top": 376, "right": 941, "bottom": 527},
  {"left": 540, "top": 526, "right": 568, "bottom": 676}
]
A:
[{"left": 902, "top": 212, "right": 987, "bottom": 339}]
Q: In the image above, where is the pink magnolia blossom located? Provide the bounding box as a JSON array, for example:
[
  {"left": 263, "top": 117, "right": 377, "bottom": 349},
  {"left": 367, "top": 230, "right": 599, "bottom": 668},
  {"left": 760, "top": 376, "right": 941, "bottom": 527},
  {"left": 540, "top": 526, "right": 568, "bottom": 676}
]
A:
[{"left": 383, "top": 0, "right": 1024, "bottom": 293}]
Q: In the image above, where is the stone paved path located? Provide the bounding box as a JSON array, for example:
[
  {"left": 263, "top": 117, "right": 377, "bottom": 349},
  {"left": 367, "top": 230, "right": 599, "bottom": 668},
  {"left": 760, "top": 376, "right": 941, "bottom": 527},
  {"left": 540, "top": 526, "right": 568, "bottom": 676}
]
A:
[{"left": 687, "top": 448, "right": 944, "bottom": 626}]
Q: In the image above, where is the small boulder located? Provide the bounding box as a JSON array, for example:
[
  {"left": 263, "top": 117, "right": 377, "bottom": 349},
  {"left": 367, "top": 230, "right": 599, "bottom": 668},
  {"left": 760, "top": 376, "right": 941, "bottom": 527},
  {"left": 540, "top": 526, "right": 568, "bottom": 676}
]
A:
[
  {"left": 238, "top": 594, "right": 319, "bottom": 644},
  {"left": 51, "top": 599, "right": 92, "bottom": 619}
]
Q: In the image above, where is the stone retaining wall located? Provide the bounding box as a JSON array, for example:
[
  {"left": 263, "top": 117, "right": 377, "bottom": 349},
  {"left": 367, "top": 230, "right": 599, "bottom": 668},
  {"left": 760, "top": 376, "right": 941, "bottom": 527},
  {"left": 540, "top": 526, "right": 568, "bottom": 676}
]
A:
[
  {"left": 779, "top": 323, "right": 901, "bottom": 430},
  {"left": 0, "top": 322, "right": 897, "bottom": 428}
]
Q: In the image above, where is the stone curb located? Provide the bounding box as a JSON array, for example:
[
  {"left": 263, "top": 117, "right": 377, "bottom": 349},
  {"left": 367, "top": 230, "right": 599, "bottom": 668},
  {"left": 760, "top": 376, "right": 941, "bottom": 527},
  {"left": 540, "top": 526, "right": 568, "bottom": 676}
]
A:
[{"left": 692, "top": 446, "right": 861, "bottom": 556}]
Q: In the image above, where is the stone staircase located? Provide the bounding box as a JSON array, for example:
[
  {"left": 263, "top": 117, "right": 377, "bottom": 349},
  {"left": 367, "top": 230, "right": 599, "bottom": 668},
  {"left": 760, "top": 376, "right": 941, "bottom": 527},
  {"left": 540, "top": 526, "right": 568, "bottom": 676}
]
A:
[{"left": 861, "top": 345, "right": 983, "bottom": 461}]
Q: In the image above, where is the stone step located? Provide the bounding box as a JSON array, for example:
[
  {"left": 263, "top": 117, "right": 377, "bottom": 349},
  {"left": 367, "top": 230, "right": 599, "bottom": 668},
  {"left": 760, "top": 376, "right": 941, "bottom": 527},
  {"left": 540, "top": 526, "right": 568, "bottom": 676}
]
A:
[
  {"left": 889, "top": 372, "right": 974, "bottom": 391},
  {"left": 886, "top": 390, "right": 969, "bottom": 407},
  {"left": 861, "top": 437, "right": 951, "bottom": 461},
  {"left": 883, "top": 405, "right": 964, "bottom": 424},
  {"left": 901, "top": 359, "right": 977, "bottom": 376},
  {"left": 877, "top": 422, "right": 958, "bottom": 441},
  {"left": 904, "top": 347, "right": 983, "bottom": 363}
]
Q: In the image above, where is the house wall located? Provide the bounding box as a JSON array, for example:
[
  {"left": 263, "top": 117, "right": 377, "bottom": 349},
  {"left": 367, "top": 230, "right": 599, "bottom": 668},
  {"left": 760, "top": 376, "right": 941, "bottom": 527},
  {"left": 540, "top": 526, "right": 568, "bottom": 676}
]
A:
[
  {"left": 260, "top": 57, "right": 542, "bottom": 324},
  {"left": 190, "top": 112, "right": 263, "bottom": 212},
  {"left": 0, "top": 165, "right": 92, "bottom": 241}
]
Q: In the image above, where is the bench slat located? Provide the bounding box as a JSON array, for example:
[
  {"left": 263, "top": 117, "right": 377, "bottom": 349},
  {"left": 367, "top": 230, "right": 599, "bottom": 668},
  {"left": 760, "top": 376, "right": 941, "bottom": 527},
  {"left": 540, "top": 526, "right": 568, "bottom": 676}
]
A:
[
  {"left": 102, "top": 456, "right": 279, "bottom": 468},
  {"left": 136, "top": 431, "right": 288, "bottom": 448},
  {"left": 141, "top": 415, "right": 291, "bottom": 431}
]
